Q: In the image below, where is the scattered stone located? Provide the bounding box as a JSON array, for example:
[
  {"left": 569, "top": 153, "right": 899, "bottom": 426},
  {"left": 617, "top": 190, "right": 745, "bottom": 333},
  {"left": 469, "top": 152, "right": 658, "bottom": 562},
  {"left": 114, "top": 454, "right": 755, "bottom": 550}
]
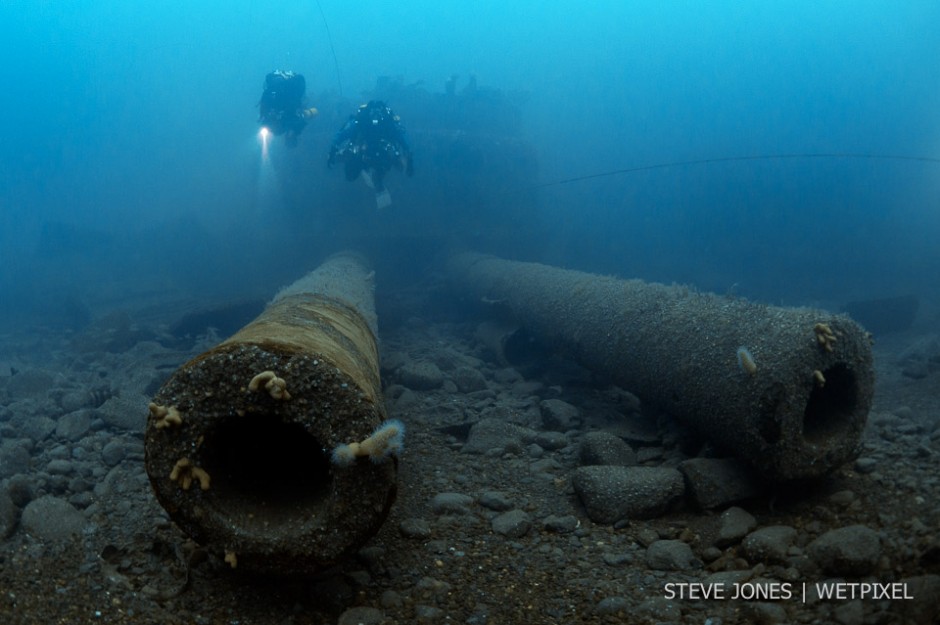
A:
[
  {"left": 601, "top": 551, "right": 633, "bottom": 567},
  {"left": 399, "top": 517, "right": 431, "bottom": 539},
  {"left": 21, "top": 495, "right": 85, "bottom": 541},
  {"left": 607, "top": 415, "right": 660, "bottom": 446},
  {"left": 635, "top": 447, "right": 664, "bottom": 463},
  {"left": 645, "top": 539, "right": 701, "bottom": 570},
  {"left": 431, "top": 493, "right": 474, "bottom": 515},
  {"left": 0, "top": 488, "right": 18, "bottom": 539},
  {"left": 5, "top": 474, "right": 35, "bottom": 507},
  {"left": 679, "top": 457, "right": 763, "bottom": 509},
  {"left": 491, "top": 509, "right": 531, "bottom": 538},
  {"left": 807, "top": 525, "right": 881, "bottom": 576},
  {"left": 58, "top": 390, "right": 92, "bottom": 413},
  {"left": 899, "top": 575, "right": 940, "bottom": 625},
  {"left": 511, "top": 380, "right": 544, "bottom": 397},
  {"left": 594, "top": 596, "right": 629, "bottom": 615},
  {"left": 6, "top": 369, "right": 56, "bottom": 400},
  {"left": 539, "top": 399, "right": 580, "bottom": 431},
  {"left": 533, "top": 431, "right": 567, "bottom": 451},
  {"left": 478, "top": 491, "right": 513, "bottom": 512},
  {"left": 742, "top": 602, "right": 788, "bottom": 624},
  {"left": 716, "top": 506, "right": 758, "bottom": 547},
  {"left": 634, "top": 597, "right": 682, "bottom": 622},
  {"left": 461, "top": 419, "right": 531, "bottom": 455},
  {"left": 542, "top": 514, "right": 579, "bottom": 533},
  {"left": 529, "top": 458, "right": 562, "bottom": 474},
  {"left": 55, "top": 409, "right": 93, "bottom": 441},
  {"left": 337, "top": 606, "right": 384, "bottom": 625},
  {"left": 741, "top": 526, "right": 798, "bottom": 564},
  {"left": 493, "top": 368, "right": 522, "bottom": 384},
  {"left": 414, "top": 604, "right": 444, "bottom": 622},
  {"left": 901, "top": 361, "right": 929, "bottom": 379},
  {"left": 572, "top": 466, "right": 685, "bottom": 523},
  {"left": 380, "top": 590, "right": 403, "bottom": 609},
  {"left": 832, "top": 600, "right": 864, "bottom": 625},
  {"left": 45, "top": 459, "right": 74, "bottom": 475},
  {"left": 398, "top": 361, "right": 444, "bottom": 390},
  {"left": 451, "top": 366, "right": 488, "bottom": 393},
  {"left": 17, "top": 414, "right": 57, "bottom": 443},
  {"left": 853, "top": 457, "right": 877, "bottom": 474},
  {"left": 98, "top": 395, "right": 148, "bottom": 431},
  {"left": 827, "top": 490, "right": 856, "bottom": 507},
  {"left": 579, "top": 431, "right": 636, "bottom": 467},
  {"left": 0, "top": 442, "right": 32, "bottom": 479},
  {"left": 101, "top": 440, "right": 127, "bottom": 467}
]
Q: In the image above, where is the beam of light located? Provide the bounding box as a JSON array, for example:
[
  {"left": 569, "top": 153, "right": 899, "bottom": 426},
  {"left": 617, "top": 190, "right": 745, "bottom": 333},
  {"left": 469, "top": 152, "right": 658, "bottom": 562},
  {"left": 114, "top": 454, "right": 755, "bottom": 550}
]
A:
[
  {"left": 258, "top": 127, "right": 271, "bottom": 160},
  {"left": 254, "top": 128, "right": 278, "bottom": 217}
]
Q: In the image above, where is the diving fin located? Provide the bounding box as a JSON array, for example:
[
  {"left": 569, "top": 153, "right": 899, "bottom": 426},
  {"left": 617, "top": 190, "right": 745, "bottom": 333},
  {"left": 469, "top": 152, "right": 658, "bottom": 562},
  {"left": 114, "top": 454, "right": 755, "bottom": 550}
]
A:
[{"left": 375, "top": 189, "right": 392, "bottom": 209}]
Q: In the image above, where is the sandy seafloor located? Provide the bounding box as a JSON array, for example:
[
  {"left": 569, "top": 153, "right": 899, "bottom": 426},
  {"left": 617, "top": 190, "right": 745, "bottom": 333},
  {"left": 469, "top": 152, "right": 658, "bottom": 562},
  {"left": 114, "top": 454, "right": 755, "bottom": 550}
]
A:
[{"left": 0, "top": 285, "right": 938, "bottom": 625}]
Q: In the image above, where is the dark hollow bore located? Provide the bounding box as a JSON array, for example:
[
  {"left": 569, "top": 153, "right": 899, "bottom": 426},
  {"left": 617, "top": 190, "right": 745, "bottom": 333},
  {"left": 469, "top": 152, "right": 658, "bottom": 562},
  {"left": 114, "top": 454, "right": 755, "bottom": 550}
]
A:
[
  {"left": 201, "top": 415, "right": 333, "bottom": 514},
  {"left": 803, "top": 364, "right": 859, "bottom": 443}
]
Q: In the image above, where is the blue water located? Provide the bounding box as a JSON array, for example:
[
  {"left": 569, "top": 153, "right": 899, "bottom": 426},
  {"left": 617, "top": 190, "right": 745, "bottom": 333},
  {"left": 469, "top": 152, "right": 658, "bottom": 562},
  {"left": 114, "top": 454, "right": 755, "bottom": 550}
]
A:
[{"left": 2, "top": 0, "right": 938, "bottom": 323}]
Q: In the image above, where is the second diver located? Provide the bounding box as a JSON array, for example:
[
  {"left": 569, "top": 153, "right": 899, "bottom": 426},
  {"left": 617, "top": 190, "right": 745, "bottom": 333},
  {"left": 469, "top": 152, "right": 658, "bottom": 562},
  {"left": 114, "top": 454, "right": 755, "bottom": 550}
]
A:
[{"left": 328, "top": 100, "right": 413, "bottom": 208}]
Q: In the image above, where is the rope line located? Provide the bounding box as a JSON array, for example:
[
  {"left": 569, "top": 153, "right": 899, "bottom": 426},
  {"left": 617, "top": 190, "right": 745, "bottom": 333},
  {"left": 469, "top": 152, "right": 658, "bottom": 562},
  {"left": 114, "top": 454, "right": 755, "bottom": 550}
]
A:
[{"left": 534, "top": 153, "right": 940, "bottom": 190}]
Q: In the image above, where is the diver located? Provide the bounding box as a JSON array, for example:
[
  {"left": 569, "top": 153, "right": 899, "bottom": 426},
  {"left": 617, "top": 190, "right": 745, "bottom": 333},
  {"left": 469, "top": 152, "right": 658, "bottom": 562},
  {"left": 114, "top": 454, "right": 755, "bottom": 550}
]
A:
[
  {"left": 327, "top": 100, "right": 413, "bottom": 208},
  {"left": 257, "top": 70, "right": 318, "bottom": 147}
]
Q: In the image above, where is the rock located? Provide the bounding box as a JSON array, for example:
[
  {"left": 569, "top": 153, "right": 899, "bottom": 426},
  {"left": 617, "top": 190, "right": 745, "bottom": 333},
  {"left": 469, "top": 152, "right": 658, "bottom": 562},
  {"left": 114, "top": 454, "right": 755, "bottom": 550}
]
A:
[
  {"left": 21, "top": 495, "right": 85, "bottom": 541},
  {"left": 579, "top": 431, "right": 636, "bottom": 466},
  {"left": 539, "top": 399, "right": 580, "bottom": 431},
  {"left": 451, "top": 366, "right": 488, "bottom": 393},
  {"left": 741, "top": 526, "right": 798, "bottom": 564},
  {"left": 634, "top": 597, "right": 682, "bottom": 622},
  {"left": 414, "top": 605, "right": 444, "bottom": 622},
  {"left": 98, "top": 395, "right": 148, "bottom": 432},
  {"left": 645, "top": 539, "right": 701, "bottom": 570},
  {"left": 679, "top": 457, "right": 763, "bottom": 509},
  {"left": 901, "top": 360, "right": 929, "bottom": 379},
  {"left": 542, "top": 514, "right": 579, "bottom": 533},
  {"left": 478, "top": 491, "right": 513, "bottom": 512},
  {"left": 55, "top": 409, "right": 93, "bottom": 441},
  {"left": 45, "top": 459, "right": 74, "bottom": 475},
  {"left": 572, "top": 466, "right": 685, "bottom": 523},
  {"left": 16, "top": 414, "right": 57, "bottom": 443},
  {"left": 58, "top": 390, "right": 92, "bottom": 413},
  {"left": 398, "top": 361, "right": 444, "bottom": 391},
  {"left": 511, "top": 380, "right": 544, "bottom": 397},
  {"left": 594, "top": 596, "right": 629, "bottom": 616},
  {"left": 0, "top": 442, "right": 32, "bottom": 479},
  {"left": 716, "top": 506, "right": 758, "bottom": 547},
  {"left": 431, "top": 493, "right": 474, "bottom": 515},
  {"left": 491, "top": 509, "right": 531, "bottom": 538},
  {"left": 533, "top": 431, "right": 567, "bottom": 451},
  {"left": 461, "top": 419, "right": 532, "bottom": 455},
  {"left": 6, "top": 369, "right": 56, "bottom": 400},
  {"left": 0, "top": 488, "right": 18, "bottom": 539},
  {"left": 832, "top": 600, "right": 864, "bottom": 625},
  {"left": 399, "top": 518, "right": 431, "bottom": 539},
  {"left": 853, "top": 457, "right": 877, "bottom": 474},
  {"left": 337, "top": 606, "right": 384, "bottom": 625},
  {"left": 101, "top": 440, "right": 127, "bottom": 467},
  {"left": 899, "top": 575, "right": 940, "bottom": 625},
  {"left": 742, "top": 602, "right": 788, "bottom": 624},
  {"left": 493, "top": 368, "right": 522, "bottom": 384},
  {"left": 5, "top": 474, "right": 35, "bottom": 507},
  {"left": 607, "top": 414, "right": 660, "bottom": 446},
  {"left": 807, "top": 525, "right": 881, "bottom": 576}
]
